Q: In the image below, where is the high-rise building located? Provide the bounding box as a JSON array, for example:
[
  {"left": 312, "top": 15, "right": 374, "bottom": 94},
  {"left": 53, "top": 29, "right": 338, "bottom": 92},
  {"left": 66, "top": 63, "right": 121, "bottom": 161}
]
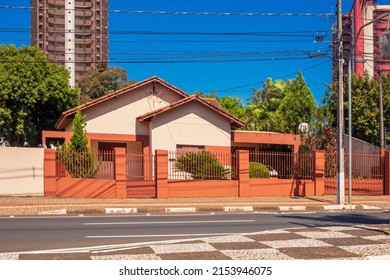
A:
[
  {"left": 335, "top": 0, "right": 390, "bottom": 78},
  {"left": 31, "top": 0, "right": 108, "bottom": 87}
]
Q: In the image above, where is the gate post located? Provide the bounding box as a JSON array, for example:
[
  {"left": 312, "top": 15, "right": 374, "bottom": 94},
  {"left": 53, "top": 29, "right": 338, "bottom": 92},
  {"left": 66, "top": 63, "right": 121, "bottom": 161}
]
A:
[
  {"left": 238, "top": 150, "right": 250, "bottom": 197},
  {"left": 156, "top": 150, "right": 169, "bottom": 198},
  {"left": 114, "top": 147, "right": 127, "bottom": 198},
  {"left": 385, "top": 150, "right": 390, "bottom": 195},
  {"left": 313, "top": 150, "right": 325, "bottom": 196},
  {"left": 44, "top": 149, "right": 57, "bottom": 197}
]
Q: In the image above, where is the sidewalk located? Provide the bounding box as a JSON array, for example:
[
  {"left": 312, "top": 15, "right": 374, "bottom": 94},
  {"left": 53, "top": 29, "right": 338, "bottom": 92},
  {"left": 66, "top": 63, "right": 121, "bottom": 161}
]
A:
[{"left": 0, "top": 195, "right": 389, "bottom": 216}]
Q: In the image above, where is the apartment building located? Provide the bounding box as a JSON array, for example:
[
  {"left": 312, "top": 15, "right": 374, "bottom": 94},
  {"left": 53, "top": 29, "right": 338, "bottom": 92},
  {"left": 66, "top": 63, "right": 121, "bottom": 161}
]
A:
[
  {"left": 335, "top": 0, "right": 390, "bottom": 78},
  {"left": 31, "top": 0, "right": 108, "bottom": 86}
]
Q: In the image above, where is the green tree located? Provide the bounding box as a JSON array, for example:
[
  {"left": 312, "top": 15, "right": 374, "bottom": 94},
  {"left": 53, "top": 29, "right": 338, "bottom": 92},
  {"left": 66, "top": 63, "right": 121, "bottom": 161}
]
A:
[
  {"left": 69, "top": 109, "right": 89, "bottom": 151},
  {"left": 244, "top": 78, "right": 287, "bottom": 131},
  {"left": 77, "top": 65, "right": 134, "bottom": 103},
  {"left": 58, "top": 109, "right": 102, "bottom": 178},
  {"left": 244, "top": 72, "right": 317, "bottom": 134},
  {"left": 323, "top": 72, "right": 383, "bottom": 145},
  {"left": 0, "top": 45, "right": 79, "bottom": 146},
  {"left": 275, "top": 71, "right": 317, "bottom": 134}
]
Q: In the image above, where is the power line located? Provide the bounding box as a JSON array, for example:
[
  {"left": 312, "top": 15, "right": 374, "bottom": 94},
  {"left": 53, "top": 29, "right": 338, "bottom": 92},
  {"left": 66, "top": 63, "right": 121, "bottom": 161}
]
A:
[
  {"left": 0, "top": 54, "right": 328, "bottom": 64},
  {"left": 174, "top": 59, "right": 329, "bottom": 83},
  {"left": 0, "top": 5, "right": 335, "bottom": 18},
  {"left": 209, "top": 58, "right": 329, "bottom": 92},
  {"left": 0, "top": 27, "right": 331, "bottom": 37}
]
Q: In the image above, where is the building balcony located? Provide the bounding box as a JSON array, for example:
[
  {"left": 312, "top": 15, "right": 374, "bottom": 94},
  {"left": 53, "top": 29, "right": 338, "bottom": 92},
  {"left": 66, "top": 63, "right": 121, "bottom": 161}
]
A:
[
  {"left": 47, "top": 0, "right": 65, "bottom": 6},
  {"left": 47, "top": 45, "right": 65, "bottom": 52},
  {"left": 75, "top": 10, "right": 93, "bottom": 17},
  {"left": 75, "top": 55, "right": 92, "bottom": 61},
  {"left": 74, "top": 47, "right": 93, "bottom": 53},
  {"left": 75, "top": 65, "right": 93, "bottom": 72},
  {"left": 47, "top": 54, "right": 65, "bottom": 61},
  {"left": 373, "top": 23, "right": 390, "bottom": 30},
  {"left": 48, "top": 17, "right": 65, "bottom": 25},
  {"left": 75, "top": 38, "right": 92, "bottom": 45},
  {"left": 75, "top": 19, "right": 92, "bottom": 26},
  {"left": 47, "top": 9, "right": 64, "bottom": 16},
  {"left": 374, "top": 64, "right": 390, "bottom": 72},
  {"left": 47, "top": 35, "right": 65, "bottom": 43},
  {"left": 75, "top": 1, "right": 92, "bottom": 8}
]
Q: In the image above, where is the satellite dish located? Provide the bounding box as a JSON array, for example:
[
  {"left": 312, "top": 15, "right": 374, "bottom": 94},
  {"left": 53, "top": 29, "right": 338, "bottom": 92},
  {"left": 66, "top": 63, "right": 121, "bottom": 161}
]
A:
[{"left": 298, "top": 122, "right": 309, "bottom": 134}]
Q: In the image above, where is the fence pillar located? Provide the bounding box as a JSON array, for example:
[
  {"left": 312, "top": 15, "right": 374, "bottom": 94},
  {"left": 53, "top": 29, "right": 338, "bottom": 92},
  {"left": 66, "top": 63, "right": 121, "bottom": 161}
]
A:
[
  {"left": 238, "top": 150, "right": 250, "bottom": 197},
  {"left": 385, "top": 151, "right": 390, "bottom": 195},
  {"left": 44, "top": 149, "right": 57, "bottom": 197},
  {"left": 114, "top": 147, "right": 127, "bottom": 199},
  {"left": 156, "top": 150, "right": 169, "bottom": 198},
  {"left": 313, "top": 150, "right": 325, "bottom": 196}
]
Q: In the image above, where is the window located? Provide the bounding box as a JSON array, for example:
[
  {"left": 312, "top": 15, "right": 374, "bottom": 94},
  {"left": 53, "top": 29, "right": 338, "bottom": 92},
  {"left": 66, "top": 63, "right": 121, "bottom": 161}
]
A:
[{"left": 176, "top": 145, "right": 205, "bottom": 152}]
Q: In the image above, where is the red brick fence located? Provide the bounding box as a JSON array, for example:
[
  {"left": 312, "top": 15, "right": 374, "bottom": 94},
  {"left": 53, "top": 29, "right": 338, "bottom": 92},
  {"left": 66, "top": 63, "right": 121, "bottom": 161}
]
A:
[{"left": 44, "top": 148, "right": 390, "bottom": 199}]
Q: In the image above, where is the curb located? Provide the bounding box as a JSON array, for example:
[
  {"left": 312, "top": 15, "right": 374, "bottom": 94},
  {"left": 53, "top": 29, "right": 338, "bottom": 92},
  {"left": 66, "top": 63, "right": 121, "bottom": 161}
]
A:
[
  {"left": 278, "top": 206, "right": 307, "bottom": 211},
  {"left": 105, "top": 208, "right": 137, "bottom": 214},
  {"left": 323, "top": 205, "right": 356, "bottom": 211},
  {"left": 0, "top": 202, "right": 387, "bottom": 216},
  {"left": 38, "top": 209, "right": 67, "bottom": 215},
  {"left": 165, "top": 207, "right": 196, "bottom": 213},
  {"left": 224, "top": 206, "right": 254, "bottom": 212}
]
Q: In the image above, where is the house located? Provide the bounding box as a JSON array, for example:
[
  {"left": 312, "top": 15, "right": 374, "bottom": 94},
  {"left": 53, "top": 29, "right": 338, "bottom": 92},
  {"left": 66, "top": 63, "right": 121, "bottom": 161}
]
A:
[{"left": 43, "top": 76, "right": 246, "bottom": 155}]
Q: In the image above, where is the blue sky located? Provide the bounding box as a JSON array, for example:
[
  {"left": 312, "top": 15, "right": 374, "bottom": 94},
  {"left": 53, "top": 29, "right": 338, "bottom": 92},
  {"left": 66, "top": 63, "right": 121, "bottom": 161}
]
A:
[{"left": 0, "top": 0, "right": 375, "bottom": 104}]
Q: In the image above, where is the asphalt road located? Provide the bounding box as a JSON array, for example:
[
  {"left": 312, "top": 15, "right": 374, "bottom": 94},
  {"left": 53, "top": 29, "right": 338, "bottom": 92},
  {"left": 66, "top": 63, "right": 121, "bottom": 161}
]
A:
[{"left": 0, "top": 211, "right": 389, "bottom": 253}]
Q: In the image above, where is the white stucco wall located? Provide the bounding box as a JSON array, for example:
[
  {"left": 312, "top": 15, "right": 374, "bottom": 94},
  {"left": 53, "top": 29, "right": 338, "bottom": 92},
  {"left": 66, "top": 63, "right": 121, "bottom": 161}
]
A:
[
  {"left": 150, "top": 102, "right": 231, "bottom": 151},
  {"left": 364, "top": 5, "right": 375, "bottom": 77},
  {"left": 65, "top": 83, "right": 183, "bottom": 135},
  {"left": 0, "top": 147, "right": 44, "bottom": 196}
]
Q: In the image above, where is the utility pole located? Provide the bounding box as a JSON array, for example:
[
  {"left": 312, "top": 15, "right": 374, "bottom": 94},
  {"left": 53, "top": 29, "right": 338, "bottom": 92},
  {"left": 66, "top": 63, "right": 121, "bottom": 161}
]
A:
[
  {"left": 379, "top": 70, "right": 385, "bottom": 155},
  {"left": 337, "top": 0, "right": 345, "bottom": 205}
]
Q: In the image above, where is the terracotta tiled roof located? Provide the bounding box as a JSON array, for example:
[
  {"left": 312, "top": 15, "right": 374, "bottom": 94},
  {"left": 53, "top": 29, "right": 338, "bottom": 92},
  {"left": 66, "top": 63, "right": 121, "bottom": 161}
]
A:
[
  {"left": 201, "top": 98, "right": 224, "bottom": 110},
  {"left": 55, "top": 76, "right": 189, "bottom": 129},
  {"left": 137, "top": 95, "right": 244, "bottom": 128}
]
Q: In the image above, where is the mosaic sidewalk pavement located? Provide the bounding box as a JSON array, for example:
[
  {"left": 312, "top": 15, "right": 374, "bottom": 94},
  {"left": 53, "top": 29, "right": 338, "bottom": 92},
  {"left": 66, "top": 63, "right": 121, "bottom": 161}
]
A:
[{"left": 1, "top": 225, "right": 390, "bottom": 260}]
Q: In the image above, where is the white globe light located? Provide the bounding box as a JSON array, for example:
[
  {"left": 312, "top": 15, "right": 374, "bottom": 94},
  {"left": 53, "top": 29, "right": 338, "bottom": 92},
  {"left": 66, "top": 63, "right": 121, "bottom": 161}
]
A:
[{"left": 298, "top": 122, "right": 309, "bottom": 133}]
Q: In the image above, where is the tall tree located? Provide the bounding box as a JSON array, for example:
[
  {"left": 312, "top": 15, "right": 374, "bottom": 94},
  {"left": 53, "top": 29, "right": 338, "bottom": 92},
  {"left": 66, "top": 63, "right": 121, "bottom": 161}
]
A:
[
  {"left": 77, "top": 65, "right": 134, "bottom": 103},
  {"left": 323, "top": 72, "right": 385, "bottom": 145},
  {"left": 69, "top": 109, "right": 89, "bottom": 151},
  {"left": 244, "top": 72, "right": 317, "bottom": 134},
  {"left": 275, "top": 71, "right": 317, "bottom": 134},
  {"left": 244, "top": 78, "right": 286, "bottom": 131},
  {"left": 58, "top": 109, "right": 101, "bottom": 178},
  {"left": 0, "top": 45, "right": 79, "bottom": 146}
]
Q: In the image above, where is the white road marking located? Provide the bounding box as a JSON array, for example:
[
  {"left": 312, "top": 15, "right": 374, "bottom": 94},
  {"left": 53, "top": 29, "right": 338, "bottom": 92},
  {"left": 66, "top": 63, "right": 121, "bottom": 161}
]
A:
[
  {"left": 86, "top": 233, "right": 235, "bottom": 239},
  {"left": 83, "top": 219, "right": 255, "bottom": 225}
]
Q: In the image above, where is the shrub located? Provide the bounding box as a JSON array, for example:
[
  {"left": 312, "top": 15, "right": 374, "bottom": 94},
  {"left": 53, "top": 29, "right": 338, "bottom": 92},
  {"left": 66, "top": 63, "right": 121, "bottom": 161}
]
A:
[
  {"left": 174, "top": 151, "right": 230, "bottom": 180},
  {"left": 57, "top": 147, "right": 102, "bottom": 179},
  {"left": 249, "top": 162, "right": 270, "bottom": 178}
]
